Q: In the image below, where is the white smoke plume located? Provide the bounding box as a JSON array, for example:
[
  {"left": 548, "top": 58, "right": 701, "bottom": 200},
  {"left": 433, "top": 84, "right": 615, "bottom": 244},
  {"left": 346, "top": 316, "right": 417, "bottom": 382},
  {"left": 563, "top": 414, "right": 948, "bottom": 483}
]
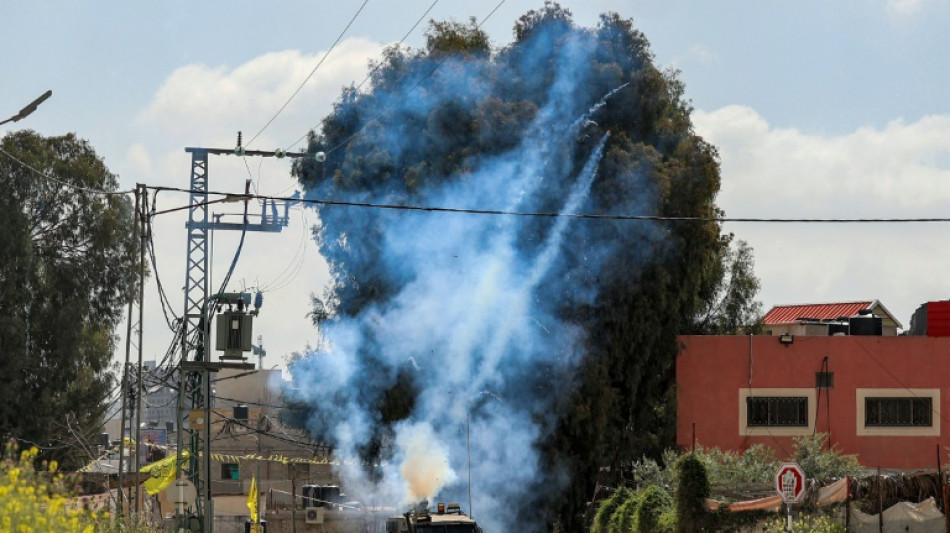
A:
[{"left": 286, "top": 18, "right": 663, "bottom": 532}]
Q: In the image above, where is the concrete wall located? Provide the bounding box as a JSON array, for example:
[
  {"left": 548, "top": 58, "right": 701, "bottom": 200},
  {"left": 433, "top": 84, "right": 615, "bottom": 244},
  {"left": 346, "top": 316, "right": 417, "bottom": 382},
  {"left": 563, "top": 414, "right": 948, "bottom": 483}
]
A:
[
  {"left": 258, "top": 509, "right": 393, "bottom": 533},
  {"left": 677, "top": 335, "right": 950, "bottom": 470},
  {"left": 215, "top": 368, "right": 283, "bottom": 411},
  {"left": 158, "top": 510, "right": 391, "bottom": 533}
]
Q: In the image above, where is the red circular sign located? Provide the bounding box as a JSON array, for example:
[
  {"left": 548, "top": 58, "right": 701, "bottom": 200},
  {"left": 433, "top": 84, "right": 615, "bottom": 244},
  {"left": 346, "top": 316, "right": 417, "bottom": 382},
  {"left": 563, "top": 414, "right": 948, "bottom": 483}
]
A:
[{"left": 774, "top": 462, "right": 806, "bottom": 503}]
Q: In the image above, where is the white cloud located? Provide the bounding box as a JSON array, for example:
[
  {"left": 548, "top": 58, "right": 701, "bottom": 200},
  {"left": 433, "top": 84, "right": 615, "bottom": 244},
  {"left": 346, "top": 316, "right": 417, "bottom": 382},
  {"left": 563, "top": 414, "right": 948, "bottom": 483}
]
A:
[
  {"left": 693, "top": 105, "right": 950, "bottom": 329},
  {"left": 139, "top": 37, "right": 385, "bottom": 150},
  {"left": 121, "top": 39, "right": 386, "bottom": 368},
  {"left": 694, "top": 106, "right": 950, "bottom": 216},
  {"left": 671, "top": 44, "right": 718, "bottom": 70},
  {"left": 886, "top": 0, "right": 923, "bottom": 15},
  {"left": 884, "top": 0, "right": 950, "bottom": 16}
]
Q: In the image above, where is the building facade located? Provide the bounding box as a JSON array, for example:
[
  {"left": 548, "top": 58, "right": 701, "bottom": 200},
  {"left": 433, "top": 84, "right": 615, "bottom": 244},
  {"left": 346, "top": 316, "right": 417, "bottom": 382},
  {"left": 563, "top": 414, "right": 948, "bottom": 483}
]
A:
[
  {"left": 676, "top": 334, "right": 950, "bottom": 470},
  {"left": 204, "top": 368, "right": 340, "bottom": 509}
]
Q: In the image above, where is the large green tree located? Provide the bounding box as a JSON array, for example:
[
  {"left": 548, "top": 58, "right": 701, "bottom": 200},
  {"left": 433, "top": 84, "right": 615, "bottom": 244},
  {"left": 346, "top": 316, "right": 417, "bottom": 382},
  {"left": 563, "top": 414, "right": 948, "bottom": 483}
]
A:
[
  {"left": 0, "top": 131, "right": 136, "bottom": 468},
  {"left": 291, "top": 3, "right": 759, "bottom": 530}
]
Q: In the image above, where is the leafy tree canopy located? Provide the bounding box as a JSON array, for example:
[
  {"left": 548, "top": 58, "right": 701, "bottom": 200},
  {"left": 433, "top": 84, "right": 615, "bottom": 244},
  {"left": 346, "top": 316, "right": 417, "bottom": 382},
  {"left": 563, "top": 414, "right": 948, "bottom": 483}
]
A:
[
  {"left": 0, "top": 131, "right": 135, "bottom": 468},
  {"left": 290, "top": 3, "right": 760, "bottom": 530}
]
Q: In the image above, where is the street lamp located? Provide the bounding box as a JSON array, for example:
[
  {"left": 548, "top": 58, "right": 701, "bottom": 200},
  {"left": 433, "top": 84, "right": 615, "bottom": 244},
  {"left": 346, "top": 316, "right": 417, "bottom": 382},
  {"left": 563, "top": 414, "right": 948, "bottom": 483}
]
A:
[{"left": 0, "top": 90, "right": 52, "bottom": 126}]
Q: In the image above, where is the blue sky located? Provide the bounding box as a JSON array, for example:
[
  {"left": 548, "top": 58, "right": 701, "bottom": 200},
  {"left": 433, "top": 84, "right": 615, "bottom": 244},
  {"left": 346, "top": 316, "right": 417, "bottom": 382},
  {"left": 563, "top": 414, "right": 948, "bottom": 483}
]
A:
[{"left": 2, "top": 0, "right": 949, "bottom": 367}]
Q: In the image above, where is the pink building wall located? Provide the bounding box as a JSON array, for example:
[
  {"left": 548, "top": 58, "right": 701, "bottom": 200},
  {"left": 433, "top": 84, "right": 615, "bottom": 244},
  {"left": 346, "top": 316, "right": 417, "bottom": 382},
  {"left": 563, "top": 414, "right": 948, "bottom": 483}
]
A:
[{"left": 676, "top": 335, "right": 950, "bottom": 470}]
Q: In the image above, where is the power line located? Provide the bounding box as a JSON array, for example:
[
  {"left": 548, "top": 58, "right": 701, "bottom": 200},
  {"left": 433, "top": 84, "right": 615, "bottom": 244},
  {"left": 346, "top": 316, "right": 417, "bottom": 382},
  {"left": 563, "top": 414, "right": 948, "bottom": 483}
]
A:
[
  {"left": 286, "top": 0, "right": 442, "bottom": 150},
  {"left": 213, "top": 184, "right": 251, "bottom": 298},
  {"left": 319, "top": 0, "right": 508, "bottom": 156},
  {"left": 356, "top": 0, "right": 439, "bottom": 93},
  {"left": 215, "top": 395, "right": 288, "bottom": 410},
  {"left": 213, "top": 410, "right": 329, "bottom": 451},
  {"left": 407, "top": 0, "right": 507, "bottom": 92},
  {"left": 246, "top": 0, "right": 371, "bottom": 148},
  {"left": 145, "top": 196, "right": 181, "bottom": 331},
  {"left": 0, "top": 145, "right": 134, "bottom": 196},
  {"left": 259, "top": 207, "right": 310, "bottom": 292},
  {"left": 145, "top": 184, "right": 950, "bottom": 224}
]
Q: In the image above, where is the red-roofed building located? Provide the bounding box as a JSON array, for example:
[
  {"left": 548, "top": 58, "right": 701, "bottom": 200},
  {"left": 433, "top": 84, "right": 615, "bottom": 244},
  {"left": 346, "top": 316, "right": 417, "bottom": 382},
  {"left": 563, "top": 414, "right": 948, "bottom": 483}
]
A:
[
  {"left": 674, "top": 299, "right": 950, "bottom": 470},
  {"left": 763, "top": 300, "right": 902, "bottom": 337}
]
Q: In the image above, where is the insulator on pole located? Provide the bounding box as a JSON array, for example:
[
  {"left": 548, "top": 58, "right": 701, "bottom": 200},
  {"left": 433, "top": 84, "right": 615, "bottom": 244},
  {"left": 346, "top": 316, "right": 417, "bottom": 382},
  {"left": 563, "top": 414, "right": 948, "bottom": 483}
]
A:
[{"left": 235, "top": 131, "right": 245, "bottom": 155}]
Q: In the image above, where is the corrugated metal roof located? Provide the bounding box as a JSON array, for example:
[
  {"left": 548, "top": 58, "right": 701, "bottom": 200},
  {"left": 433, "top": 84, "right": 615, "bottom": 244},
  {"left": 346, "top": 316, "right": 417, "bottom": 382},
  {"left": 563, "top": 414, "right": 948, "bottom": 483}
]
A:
[{"left": 763, "top": 301, "right": 874, "bottom": 324}]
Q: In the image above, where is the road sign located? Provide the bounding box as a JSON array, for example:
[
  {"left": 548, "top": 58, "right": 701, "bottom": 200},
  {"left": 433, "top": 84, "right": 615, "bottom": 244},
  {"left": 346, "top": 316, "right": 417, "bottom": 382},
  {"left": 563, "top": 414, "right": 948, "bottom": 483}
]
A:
[{"left": 775, "top": 462, "right": 806, "bottom": 504}]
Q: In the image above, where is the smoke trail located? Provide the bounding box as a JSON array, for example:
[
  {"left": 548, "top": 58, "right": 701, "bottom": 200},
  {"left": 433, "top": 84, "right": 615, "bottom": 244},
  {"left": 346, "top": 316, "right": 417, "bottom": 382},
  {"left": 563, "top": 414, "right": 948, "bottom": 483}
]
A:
[{"left": 470, "top": 133, "right": 609, "bottom": 395}]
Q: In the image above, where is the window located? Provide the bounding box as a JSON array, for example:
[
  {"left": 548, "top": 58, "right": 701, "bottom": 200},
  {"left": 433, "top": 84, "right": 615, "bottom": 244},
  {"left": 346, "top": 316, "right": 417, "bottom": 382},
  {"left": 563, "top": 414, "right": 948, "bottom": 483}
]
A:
[
  {"left": 856, "top": 388, "right": 940, "bottom": 437},
  {"left": 865, "top": 397, "right": 932, "bottom": 427},
  {"left": 746, "top": 396, "right": 808, "bottom": 427},
  {"left": 221, "top": 463, "right": 239, "bottom": 480},
  {"left": 739, "top": 388, "right": 815, "bottom": 436}
]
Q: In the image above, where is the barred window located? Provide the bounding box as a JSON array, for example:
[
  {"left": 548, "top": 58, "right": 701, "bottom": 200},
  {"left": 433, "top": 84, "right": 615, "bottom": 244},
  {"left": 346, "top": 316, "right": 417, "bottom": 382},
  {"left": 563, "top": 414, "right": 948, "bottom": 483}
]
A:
[
  {"left": 865, "top": 397, "right": 932, "bottom": 427},
  {"left": 746, "top": 396, "right": 808, "bottom": 427}
]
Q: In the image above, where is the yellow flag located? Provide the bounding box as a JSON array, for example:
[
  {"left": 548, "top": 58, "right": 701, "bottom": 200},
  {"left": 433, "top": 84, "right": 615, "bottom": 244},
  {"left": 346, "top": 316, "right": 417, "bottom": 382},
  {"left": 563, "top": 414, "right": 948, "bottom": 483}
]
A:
[
  {"left": 247, "top": 476, "right": 259, "bottom": 524},
  {"left": 140, "top": 453, "right": 179, "bottom": 496}
]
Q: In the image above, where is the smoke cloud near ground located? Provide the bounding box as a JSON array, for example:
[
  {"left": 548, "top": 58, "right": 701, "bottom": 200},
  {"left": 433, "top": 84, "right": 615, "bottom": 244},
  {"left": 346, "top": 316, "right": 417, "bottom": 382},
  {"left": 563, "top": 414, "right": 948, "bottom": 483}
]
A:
[{"left": 287, "top": 16, "right": 664, "bottom": 532}]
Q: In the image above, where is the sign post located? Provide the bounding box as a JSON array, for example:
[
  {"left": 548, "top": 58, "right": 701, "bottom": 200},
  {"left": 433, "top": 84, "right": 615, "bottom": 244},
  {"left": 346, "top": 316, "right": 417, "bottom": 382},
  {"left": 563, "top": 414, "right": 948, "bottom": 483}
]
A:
[{"left": 775, "top": 462, "right": 806, "bottom": 531}]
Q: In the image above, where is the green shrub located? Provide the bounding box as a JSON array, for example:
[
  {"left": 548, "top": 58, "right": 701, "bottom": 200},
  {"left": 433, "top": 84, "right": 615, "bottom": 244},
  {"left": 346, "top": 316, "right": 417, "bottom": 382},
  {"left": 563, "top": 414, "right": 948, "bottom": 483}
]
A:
[
  {"left": 792, "top": 434, "right": 862, "bottom": 482},
  {"left": 675, "top": 453, "right": 710, "bottom": 533},
  {"left": 626, "top": 449, "right": 679, "bottom": 490},
  {"left": 610, "top": 491, "right": 641, "bottom": 533},
  {"left": 698, "top": 443, "right": 778, "bottom": 485},
  {"left": 592, "top": 486, "right": 632, "bottom": 533},
  {"left": 635, "top": 484, "right": 672, "bottom": 533}
]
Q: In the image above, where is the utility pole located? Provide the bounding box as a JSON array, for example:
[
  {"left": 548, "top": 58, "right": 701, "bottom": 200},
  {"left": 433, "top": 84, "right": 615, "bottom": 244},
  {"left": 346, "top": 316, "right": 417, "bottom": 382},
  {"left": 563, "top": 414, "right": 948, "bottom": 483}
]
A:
[
  {"left": 253, "top": 335, "right": 266, "bottom": 370},
  {"left": 134, "top": 183, "right": 148, "bottom": 514},
  {"left": 175, "top": 139, "right": 316, "bottom": 533},
  {"left": 118, "top": 186, "right": 145, "bottom": 517}
]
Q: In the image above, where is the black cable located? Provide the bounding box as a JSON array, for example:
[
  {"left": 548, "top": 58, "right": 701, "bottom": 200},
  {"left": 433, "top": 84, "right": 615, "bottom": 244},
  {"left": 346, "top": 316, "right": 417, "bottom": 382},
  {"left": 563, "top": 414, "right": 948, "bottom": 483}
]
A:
[
  {"left": 212, "top": 410, "right": 330, "bottom": 451},
  {"left": 195, "top": 186, "right": 253, "bottom": 357},
  {"left": 319, "top": 0, "right": 509, "bottom": 156},
  {"left": 214, "top": 395, "right": 287, "bottom": 410},
  {"left": 146, "top": 228, "right": 180, "bottom": 331},
  {"left": 286, "top": 0, "right": 441, "bottom": 150},
  {"left": 213, "top": 190, "right": 250, "bottom": 297},
  {"left": 406, "top": 0, "right": 507, "bottom": 92},
  {"left": 357, "top": 0, "right": 438, "bottom": 94},
  {"left": 146, "top": 184, "right": 950, "bottom": 224},
  {"left": 825, "top": 357, "right": 832, "bottom": 442},
  {"left": 211, "top": 370, "right": 259, "bottom": 383},
  {"left": 146, "top": 192, "right": 181, "bottom": 330},
  {"left": 853, "top": 341, "right": 950, "bottom": 428},
  {"left": 814, "top": 356, "right": 827, "bottom": 437},
  {"left": 0, "top": 146, "right": 134, "bottom": 196},
  {"left": 142, "top": 394, "right": 178, "bottom": 409},
  {"left": 246, "top": 0, "right": 371, "bottom": 148},
  {"left": 259, "top": 208, "right": 310, "bottom": 292}
]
